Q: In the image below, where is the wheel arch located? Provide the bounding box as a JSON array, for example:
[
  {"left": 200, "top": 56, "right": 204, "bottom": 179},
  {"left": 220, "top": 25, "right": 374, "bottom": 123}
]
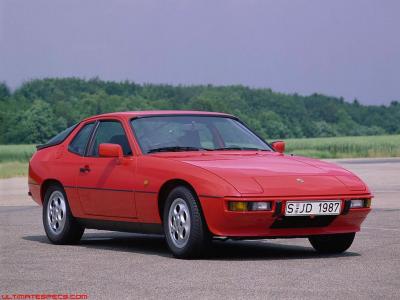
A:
[
  {"left": 158, "top": 179, "right": 200, "bottom": 222},
  {"left": 40, "top": 179, "right": 64, "bottom": 204}
]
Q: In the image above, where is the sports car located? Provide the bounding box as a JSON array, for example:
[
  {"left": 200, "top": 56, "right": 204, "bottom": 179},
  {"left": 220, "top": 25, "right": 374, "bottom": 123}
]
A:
[{"left": 28, "top": 111, "right": 372, "bottom": 258}]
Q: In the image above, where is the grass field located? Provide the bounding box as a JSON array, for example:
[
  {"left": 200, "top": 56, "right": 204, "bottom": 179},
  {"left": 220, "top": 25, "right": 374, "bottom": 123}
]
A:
[
  {"left": 286, "top": 134, "right": 400, "bottom": 158},
  {"left": 0, "top": 144, "right": 36, "bottom": 179},
  {"left": 0, "top": 144, "right": 36, "bottom": 163},
  {"left": 0, "top": 134, "right": 399, "bottom": 178}
]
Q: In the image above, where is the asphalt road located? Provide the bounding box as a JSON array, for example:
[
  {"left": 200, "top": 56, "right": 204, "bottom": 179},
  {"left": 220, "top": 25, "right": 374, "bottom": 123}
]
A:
[{"left": 1, "top": 158, "right": 399, "bottom": 299}]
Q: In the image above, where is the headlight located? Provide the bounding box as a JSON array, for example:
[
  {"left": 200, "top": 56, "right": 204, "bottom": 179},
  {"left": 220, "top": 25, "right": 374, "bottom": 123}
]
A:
[
  {"left": 350, "top": 199, "right": 371, "bottom": 208},
  {"left": 228, "top": 201, "right": 272, "bottom": 211}
]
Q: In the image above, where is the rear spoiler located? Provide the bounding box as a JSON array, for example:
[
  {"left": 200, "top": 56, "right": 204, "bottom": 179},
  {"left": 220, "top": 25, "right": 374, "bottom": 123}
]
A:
[{"left": 36, "top": 142, "right": 60, "bottom": 150}]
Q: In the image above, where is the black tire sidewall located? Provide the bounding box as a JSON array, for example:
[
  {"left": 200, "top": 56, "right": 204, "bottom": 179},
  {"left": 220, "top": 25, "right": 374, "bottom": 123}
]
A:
[
  {"left": 309, "top": 232, "right": 355, "bottom": 254},
  {"left": 163, "top": 186, "right": 208, "bottom": 258},
  {"left": 43, "top": 185, "right": 83, "bottom": 244}
]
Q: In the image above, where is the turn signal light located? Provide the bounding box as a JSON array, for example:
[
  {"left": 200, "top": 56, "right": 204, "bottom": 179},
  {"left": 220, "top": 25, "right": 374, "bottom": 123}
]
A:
[
  {"left": 229, "top": 201, "right": 272, "bottom": 211},
  {"left": 229, "top": 201, "right": 248, "bottom": 211}
]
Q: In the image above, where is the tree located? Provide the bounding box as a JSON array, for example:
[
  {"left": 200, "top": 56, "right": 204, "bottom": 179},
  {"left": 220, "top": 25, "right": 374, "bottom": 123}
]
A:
[
  {"left": 5, "top": 100, "right": 66, "bottom": 144},
  {"left": 0, "top": 78, "right": 398, "bottom": 144},
  {"left": 258, "top": 111, "right": 291, "bottom": 139},
  {"left": 0, "top": 82, "right": 10, "bottom": 100},
  {"left": 314, "top": 121, "right": 338, "bottom": 137}
]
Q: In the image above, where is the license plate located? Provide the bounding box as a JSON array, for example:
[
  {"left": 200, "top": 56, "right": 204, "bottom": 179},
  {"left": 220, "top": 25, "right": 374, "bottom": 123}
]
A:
[{"left": 285, "top": 200, "right": 342, "bottom": 216}]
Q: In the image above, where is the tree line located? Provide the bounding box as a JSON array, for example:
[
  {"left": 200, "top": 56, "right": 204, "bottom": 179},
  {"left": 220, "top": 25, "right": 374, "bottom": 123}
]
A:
[{"left": 0, "top": 78, "right": 399, "bottom": 144}]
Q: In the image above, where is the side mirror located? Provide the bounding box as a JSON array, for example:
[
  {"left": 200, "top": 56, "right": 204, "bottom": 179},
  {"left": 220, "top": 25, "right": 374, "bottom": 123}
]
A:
[
  {"left": 271, "top": 140, "right": 285, "bottom": 153},
  {"left": 99, "top": 143, "right": 123, "bottom": 158}
]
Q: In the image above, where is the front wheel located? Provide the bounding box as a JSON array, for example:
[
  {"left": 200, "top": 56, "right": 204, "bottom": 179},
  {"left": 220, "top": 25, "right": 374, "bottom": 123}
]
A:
[
  {"left": 309, "top": 232, "right": 355, "bottom": 254},
  {"left": 163, "top": 186, "right": 210, "bottom": 259},
  {"left": 43, "top": 185, "right": 84, "bottom": 244}
]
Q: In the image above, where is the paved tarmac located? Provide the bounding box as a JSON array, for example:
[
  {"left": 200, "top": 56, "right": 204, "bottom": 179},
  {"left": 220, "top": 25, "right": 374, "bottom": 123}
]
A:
[{"left": 1, "top": 158, "right": 399, "bottom": 299}]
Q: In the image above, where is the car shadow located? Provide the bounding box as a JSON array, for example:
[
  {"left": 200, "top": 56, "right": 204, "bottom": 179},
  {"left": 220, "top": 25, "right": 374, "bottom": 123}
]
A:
[
  {"left": 23, "top": 232, "right": 171, "bottom": 258},
  {"left": 23, "top": 232, "right": 360, "bottom": 261}
]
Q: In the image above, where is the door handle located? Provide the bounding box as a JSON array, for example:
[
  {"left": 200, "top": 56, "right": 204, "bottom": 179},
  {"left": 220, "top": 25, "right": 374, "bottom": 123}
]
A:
[{"left": 79, "top": 165, "right": 91, "bottom": 173}]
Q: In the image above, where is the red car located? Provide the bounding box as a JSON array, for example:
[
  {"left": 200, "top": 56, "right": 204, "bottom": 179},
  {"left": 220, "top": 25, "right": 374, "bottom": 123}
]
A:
[{"left": 29, "top": 111, "right": 372, "bottom": 258}]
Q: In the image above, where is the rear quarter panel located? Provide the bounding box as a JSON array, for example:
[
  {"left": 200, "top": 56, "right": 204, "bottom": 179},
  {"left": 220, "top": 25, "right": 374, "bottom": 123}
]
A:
[{"left": 28, "top": 120, "right": 89, "bottom": 212}]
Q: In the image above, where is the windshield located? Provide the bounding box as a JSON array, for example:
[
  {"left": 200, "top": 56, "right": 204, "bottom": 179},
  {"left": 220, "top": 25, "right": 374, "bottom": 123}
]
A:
[{"left": 130, "top": 115, "right": 271, "bottom": 154}]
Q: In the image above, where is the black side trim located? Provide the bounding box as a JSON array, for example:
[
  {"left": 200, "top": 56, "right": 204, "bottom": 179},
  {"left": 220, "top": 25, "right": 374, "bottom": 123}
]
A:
[
  {"left": 64, "top": 185, "right": 158, "bottom": 194},
  {"left": 342, "top": 200, "right": 351, "bottom": 215},
  {"left": 77, "top": 218, "right": 163, "bottom": 234},
  {"left": 136, "top": 190, "right": 157, "bottom": 194},
  {"left": 76, "top": 186, "right": 134, "bottom": 193},
  {"left": 270, "top": 216, "right": 337, "bottom": 229},
  {"left": 198, "top": 194, "right": 223, "bottom": 198},
  {"left": 273, "top": 201, "right": 282, "bottom": 217}
]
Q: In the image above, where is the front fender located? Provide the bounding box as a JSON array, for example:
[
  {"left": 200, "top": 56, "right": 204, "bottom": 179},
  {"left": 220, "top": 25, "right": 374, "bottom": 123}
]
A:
[{"left": 135, "top": 156, "right": 241, "bottom": 197}]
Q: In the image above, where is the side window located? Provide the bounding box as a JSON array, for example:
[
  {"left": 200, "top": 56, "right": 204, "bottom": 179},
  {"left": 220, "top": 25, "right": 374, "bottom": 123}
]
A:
[
  {"left": 68, "top": 122, "right": 95, "bottom": 156},
  {"left": 88, "top": 121, "right": 132, "bottom": 156}
]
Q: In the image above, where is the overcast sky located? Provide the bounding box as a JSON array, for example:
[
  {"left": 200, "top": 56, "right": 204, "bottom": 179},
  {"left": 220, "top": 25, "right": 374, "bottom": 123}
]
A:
[{"left": 0, "top": 0, "right": 399, "bottom": 105}]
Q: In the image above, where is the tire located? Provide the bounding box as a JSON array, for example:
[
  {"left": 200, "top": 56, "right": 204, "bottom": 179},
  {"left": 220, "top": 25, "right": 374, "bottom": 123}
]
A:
[
  {"left": 163, "top": 186, "right": 210, "bottom": 259},
  {"left": 309, "top": 232, "right": 355, "bottom": 254},
  {"left": 43, "top": 184, "right": 84, "bottom": 244}
]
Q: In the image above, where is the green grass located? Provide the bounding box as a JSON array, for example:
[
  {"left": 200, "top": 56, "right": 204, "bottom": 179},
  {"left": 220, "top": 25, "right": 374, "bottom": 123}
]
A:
[
  {"left": 0, "top": 135, "right": 399, "bottom": 178},
  {"left": 0, "top": 144, "right": 36, "bottom": 163},
  {"left": 0, "top": 161, "right": 29, "bottom": 178},
  {"left": 285, "top": 134, "right": 400, "bottom": 159},
  {"left": 0, "top": 144, "right": 35, "bottom": 179}
]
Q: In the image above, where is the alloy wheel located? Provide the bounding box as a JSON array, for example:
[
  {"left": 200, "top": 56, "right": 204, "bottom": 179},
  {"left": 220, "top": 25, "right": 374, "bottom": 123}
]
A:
[
  {"left": 168, "top": 198, "right": 191, "bottom": 248},
  {"left": 46, "top": 190, "right": 67, "bottom": 234}
]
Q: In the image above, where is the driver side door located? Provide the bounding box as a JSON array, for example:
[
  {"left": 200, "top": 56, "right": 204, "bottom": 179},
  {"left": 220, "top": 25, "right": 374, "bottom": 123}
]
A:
[{"left": 76, "top": 120, "right": 137, "bottom": 219}]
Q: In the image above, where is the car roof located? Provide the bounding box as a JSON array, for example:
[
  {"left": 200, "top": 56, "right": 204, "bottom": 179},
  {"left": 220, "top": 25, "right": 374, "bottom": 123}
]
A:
[{"left": 83, "top": 110, "right": 234, "bottom": 122}]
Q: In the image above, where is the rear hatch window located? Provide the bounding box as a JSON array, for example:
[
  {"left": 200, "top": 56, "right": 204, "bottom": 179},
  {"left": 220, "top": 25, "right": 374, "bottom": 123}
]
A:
[{"left": 36, "top": 123, "right": 79, "bottom": 150}]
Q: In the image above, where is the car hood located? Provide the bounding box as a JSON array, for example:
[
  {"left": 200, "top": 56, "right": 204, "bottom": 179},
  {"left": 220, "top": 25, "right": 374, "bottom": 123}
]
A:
[{"left": 162, "top": 152, "right": 368, "bottom": 196}]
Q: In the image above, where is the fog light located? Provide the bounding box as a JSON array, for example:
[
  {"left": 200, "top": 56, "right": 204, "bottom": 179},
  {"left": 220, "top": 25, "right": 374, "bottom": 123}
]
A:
[
  {"left": 248, "top": 202, "right": 272, "bottom": 211},
  {"left": 229, "top": 201, "right": 248, "bottom": 211},
  {"left": 350, "top": 199, "right": 364, "bottom": 208}
]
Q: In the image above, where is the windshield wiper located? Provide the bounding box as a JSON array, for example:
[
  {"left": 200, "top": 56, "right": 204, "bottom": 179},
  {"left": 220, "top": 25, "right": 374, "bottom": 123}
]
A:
[
  {"left": 148, "top": 146, "right": 205, "bottom": 153},
  {"left": 147, "top": 146, "right": 268, "bottom": 153},
  {"left": 211, "top": 147, "right": 268, "bottom": 151}
]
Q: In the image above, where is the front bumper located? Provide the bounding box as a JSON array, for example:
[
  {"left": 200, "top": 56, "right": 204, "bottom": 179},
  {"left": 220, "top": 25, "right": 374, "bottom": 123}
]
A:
[{"left": 199, "top": 195, "right": 371, "bottom": 238}]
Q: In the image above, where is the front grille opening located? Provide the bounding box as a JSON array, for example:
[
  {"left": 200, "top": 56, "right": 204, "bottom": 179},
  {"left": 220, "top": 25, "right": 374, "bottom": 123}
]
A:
[{"left": 270, "top": 216, "right": 337, "bottom": 229}]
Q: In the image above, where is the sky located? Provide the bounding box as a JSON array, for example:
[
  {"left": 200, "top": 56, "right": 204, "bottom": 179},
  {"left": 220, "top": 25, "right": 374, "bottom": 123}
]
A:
[{"left": 0, "top": 0, "right": 399, "bottom": 105}]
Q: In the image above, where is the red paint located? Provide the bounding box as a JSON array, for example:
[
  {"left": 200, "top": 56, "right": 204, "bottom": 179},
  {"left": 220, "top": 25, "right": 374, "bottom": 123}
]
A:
[
  {"left": 28, "top": 111, "right": 372, "bottom": 238},
  {"left": 99, "top": 143, "right": 123, "bottom": 158},
  {"left": 271, "top": 140, "right": 285, "bottom": 153}
]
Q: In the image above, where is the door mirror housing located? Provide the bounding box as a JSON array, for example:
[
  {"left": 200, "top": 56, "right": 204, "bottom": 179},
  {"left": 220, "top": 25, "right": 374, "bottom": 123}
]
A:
[
  {"left": 271, "top": 140, "right": 285, "bottom": 153},
  {"left": 99, "top": 143, "right": 123, "bottom": 158}
]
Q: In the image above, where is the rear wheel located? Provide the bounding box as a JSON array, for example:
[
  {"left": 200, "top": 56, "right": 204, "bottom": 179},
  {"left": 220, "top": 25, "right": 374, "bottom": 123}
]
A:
[
  {"left": 43, "top": 185, "right": 84, "bottom": 244},
  {"left": 163, "top": 186, "right": 210, "bottom": 258},
  {"left": 309, "top": 232, "right": 355, "bottom": 254}
]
